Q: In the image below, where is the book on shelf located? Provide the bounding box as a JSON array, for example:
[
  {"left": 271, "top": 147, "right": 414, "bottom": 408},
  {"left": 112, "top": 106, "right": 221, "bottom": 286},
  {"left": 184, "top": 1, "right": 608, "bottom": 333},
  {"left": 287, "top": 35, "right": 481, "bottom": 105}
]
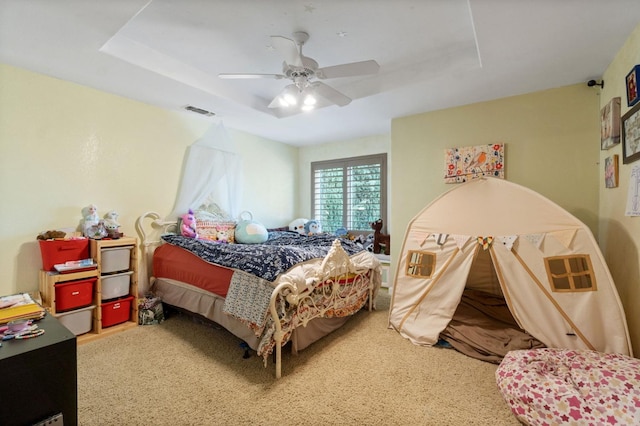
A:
[{"left": 0, "top": 293, "right": 45, "bottom": 324}]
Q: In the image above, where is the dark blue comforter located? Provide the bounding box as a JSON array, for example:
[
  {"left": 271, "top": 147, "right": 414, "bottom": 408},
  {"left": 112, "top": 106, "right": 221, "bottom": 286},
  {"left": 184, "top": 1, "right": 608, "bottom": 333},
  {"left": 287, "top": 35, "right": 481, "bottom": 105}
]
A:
[{"left": 161, "top": 231, "right": 364, "bottom": 282}]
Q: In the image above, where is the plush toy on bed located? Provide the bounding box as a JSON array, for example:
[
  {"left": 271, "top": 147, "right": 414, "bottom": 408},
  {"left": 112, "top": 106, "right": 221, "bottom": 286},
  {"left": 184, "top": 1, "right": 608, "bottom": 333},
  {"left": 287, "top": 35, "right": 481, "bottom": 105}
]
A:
[
  {"left": 304, "top": 219, "right": 322, "bottom": 235},
  {"left": 235, "top": 211, "right": 268, "bottom": 244},
  {"left": 181, "top": 209, "right": 198, "bottom": 239},
  {"left": 289, "top": 218, "right": 308, "bottom": 235},
  {"left": 215, "top": 225, "right": 231, "bottom": 243}
]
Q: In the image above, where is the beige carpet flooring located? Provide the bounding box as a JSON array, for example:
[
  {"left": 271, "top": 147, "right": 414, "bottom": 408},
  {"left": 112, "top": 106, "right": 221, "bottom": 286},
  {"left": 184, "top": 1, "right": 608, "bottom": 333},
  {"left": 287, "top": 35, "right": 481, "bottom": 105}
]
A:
[{"left": 77, "top": 289, "right": 520, "bottom": 425}]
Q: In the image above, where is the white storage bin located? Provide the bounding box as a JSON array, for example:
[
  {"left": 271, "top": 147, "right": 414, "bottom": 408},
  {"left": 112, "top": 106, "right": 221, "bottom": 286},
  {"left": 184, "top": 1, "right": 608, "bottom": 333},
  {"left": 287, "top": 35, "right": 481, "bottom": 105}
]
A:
[
  {"left": 101, "top": 271, "right": 132, "bottom": 300},
  {"left": 57, "top": 305, "right": 95, "bottom": 335},
  {"left": 101, "top": 246, "right": 132, "bottom": 273}
]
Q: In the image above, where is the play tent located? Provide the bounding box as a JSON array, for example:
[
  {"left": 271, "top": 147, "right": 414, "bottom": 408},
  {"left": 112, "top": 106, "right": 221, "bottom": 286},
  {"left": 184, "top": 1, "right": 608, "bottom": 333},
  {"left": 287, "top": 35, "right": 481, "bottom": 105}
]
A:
[{"left": 388, "top": 178, "right": 632, "bottom": 358}]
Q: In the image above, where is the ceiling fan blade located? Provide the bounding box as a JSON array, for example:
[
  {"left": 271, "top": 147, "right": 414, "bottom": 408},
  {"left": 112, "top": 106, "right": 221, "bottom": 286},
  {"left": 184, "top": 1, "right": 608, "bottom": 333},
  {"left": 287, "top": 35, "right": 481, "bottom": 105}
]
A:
[
  {"left": 218, "top": 73, "right": 285, "bottom": 79},
  {"left": 268, "top": 89, "right": 286, "bottom": 108},
  {"left": 317, "top": 60, "right": 380, "bottom": 79},
  {"left": 270, "top": 35, "right": 303, "bottom": 67},
  {"left": 267, "top": 84, "right": 296, "bottom": 109},
  {"left": 311, "top": 82, "right": 351, "bottom": 106},
  {"left": 267, "top": 96, "right": 282, "bottom": 109}
]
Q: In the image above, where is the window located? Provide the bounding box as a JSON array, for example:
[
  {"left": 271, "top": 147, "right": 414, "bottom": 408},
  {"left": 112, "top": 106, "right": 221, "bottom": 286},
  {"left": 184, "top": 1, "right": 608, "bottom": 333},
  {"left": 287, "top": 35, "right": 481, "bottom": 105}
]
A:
[
  {"left": 311, "top": 154, "right": 387, "bottom": 232},
  {"left": 406, "top": 251, "right": 436, "bottom": 278},
  {"left": 545, "top": 255, "right": 597, "bottom": 292}
]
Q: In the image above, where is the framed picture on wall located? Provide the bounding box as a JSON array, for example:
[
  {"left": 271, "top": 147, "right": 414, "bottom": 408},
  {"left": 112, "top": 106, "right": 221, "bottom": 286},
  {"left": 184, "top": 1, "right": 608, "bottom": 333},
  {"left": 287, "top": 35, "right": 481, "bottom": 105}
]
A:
[
  {"left": 601, "top": 97, "right": 621, "bottom": 150},
  {"left": 444, "top": 143, "right": 504, "bottom": 183},
  {"left": 626, "top": 65, "right": 640, "bottom": 107},
  {"left": 604, "top": 155, "right": 619, "bottom": 188},
  {"left": 622, "top": 101, "right": 640, "bottom": 164}
]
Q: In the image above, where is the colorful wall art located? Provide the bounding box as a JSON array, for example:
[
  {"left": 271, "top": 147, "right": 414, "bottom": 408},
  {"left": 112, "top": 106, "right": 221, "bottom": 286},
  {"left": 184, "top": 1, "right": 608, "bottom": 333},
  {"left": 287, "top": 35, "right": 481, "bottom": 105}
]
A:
[
  {"left": 601, "top": 97, "right": 621, "bottom": 150},
  {"left": 604, "top": 155, "right": 619, "bottom": 188},
  {"left": 444, "top": 143, "right": 505, "bottom": 183}
]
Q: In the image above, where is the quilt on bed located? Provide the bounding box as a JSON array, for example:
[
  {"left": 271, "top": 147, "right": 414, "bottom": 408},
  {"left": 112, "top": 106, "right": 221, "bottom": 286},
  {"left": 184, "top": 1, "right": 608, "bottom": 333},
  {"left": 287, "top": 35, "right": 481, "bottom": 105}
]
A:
[
  {"left": 161, "top": 232, "right": 364, "bottom": 281},
  {"left": 496, "top": 348, "right": 640, "bottom": 425}
]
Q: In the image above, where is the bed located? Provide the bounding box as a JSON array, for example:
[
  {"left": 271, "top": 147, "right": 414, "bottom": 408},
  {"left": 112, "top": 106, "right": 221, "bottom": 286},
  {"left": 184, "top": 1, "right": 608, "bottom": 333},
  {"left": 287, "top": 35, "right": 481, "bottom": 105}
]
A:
[
  {"left": 496, "top": 348, "right": 640, "bottom": 425},
  {"left": 135, "top": 211, "right": 381, "bottom": 378}
]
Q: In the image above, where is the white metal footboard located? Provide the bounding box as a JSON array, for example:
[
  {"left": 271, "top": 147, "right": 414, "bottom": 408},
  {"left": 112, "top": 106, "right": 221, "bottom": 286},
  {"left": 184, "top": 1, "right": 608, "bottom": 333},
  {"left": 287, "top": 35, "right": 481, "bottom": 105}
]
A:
[{"left": 269, "top": 239, "right": 377, "bottom": 378}]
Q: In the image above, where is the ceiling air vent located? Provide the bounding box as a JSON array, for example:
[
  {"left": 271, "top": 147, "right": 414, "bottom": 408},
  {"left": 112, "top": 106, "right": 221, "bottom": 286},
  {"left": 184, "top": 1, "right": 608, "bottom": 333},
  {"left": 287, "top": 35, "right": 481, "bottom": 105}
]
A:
[{"left": 184, "top": 105, "right": 215, "bottom": 117}]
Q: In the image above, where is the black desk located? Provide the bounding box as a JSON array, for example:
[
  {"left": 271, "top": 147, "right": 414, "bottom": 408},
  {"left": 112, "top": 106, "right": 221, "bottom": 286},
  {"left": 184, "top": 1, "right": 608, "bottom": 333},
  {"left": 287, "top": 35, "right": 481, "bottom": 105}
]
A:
[{"left": 0, "top": 313, "right": 77, "bottom": 426}]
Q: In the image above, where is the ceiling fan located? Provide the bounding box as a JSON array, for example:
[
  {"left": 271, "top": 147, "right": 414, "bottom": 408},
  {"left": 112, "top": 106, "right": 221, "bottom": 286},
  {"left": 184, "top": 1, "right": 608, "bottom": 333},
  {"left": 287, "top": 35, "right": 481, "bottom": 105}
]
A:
[{"left": 218, "top": 31, "right": 379, "bottom": 113}]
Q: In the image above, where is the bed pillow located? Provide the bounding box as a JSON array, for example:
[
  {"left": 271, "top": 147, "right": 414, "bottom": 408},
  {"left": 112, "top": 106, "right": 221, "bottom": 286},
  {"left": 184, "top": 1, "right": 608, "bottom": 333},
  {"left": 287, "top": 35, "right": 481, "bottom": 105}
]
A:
[
  {"left": 196, "top": 220, "right": 236, "bottom": 243},
  {"left": 191, "top": 205, "right": 236, "bottom": 243}
]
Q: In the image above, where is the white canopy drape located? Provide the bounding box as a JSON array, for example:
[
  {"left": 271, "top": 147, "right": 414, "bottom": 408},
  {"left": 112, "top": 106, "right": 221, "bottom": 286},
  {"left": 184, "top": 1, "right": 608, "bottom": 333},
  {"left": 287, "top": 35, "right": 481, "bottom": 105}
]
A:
[{"left": 168, "top": 122, "right": 243, "bottom": 220}]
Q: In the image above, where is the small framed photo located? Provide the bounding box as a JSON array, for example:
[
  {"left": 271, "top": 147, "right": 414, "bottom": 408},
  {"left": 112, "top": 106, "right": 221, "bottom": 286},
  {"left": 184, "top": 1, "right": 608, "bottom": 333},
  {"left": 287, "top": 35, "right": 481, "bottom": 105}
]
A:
[
  {"left": 622, "top": 101, "right": 640, "bottom": 164},
  {"left": 626, "top": 65, "right": 640, "bottom": 107},
  {"left": 601, "top": 97, "right": 621, "bottom": 150},
  {"left": 604, "top": 155, "right": 619, "bottom": 188}
]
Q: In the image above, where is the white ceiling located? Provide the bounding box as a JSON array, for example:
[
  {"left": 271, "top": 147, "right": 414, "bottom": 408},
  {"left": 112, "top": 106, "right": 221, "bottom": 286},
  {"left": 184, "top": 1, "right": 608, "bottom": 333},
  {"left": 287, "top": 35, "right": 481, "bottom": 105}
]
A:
[{"left": 1, "top": 0, "right": 639, "bottom": 146}]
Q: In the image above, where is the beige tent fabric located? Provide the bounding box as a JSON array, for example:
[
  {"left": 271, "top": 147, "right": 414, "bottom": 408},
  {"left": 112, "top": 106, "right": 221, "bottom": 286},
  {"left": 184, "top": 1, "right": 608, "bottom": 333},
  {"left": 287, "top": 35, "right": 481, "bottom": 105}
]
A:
[{"left": 389, "top": 178, "right": 632, "bottom": 357}]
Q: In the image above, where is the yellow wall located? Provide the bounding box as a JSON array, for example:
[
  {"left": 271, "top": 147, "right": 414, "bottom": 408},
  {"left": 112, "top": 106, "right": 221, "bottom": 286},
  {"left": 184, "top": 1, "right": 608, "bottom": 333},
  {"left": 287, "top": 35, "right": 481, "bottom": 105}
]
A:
[
  {"left": 599, "top": 23, "right": 640, "bottom": 356},
  {"left": 0, "top": 63, "right": 297, "bottom": 296},
  {"left": 229, "top": 129, "right": 298, "bottom": 228},
  {"left": 391, "top": 84, "right": 601, "bottom": 258}
]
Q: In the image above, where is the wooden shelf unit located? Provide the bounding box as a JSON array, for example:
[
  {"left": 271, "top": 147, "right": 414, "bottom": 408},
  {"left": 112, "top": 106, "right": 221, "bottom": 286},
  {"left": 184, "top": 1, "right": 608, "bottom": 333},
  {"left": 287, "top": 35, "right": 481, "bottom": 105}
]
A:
[
  {"left": 39, "top": 236, "right": 138, "bottom": 344},
  {"left": 90, "top": 237, "right": 138, "bottom": 340}
]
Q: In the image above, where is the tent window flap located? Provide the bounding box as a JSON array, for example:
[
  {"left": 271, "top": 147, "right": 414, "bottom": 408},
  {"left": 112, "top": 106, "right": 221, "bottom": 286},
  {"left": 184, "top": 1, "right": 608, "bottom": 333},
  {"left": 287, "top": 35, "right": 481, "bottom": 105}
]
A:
[
  {"left": 406, "top": 251, "right": 436, "bottom": 278},
  {"left": 545, "top": 255, "right": 596, "bottom": 292}
]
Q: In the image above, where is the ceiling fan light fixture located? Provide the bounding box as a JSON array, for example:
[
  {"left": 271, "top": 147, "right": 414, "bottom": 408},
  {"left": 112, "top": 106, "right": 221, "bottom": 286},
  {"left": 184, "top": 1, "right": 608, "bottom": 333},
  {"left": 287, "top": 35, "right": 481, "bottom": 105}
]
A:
[
  {"left": 303, "top": 93, "right": 316, "bottom": 106},
  {"left": 277, "top": 97, "right": 290, "bottom": 107},
  {"left": 281, "top": 85, "right": 299, "bottom": 106},
  {"left": 301, "top": 104, "right": 315, "bottom": 112},
  {"left": 283, "top": 93, "right": 297, "bottom": 106}
]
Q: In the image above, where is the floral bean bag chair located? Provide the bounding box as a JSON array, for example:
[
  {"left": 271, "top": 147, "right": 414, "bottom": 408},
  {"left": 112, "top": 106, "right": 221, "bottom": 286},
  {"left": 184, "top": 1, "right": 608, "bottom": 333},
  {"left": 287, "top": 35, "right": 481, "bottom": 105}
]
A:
[{"left": 496, "top": 348, "right": 640, "bottom": 425}]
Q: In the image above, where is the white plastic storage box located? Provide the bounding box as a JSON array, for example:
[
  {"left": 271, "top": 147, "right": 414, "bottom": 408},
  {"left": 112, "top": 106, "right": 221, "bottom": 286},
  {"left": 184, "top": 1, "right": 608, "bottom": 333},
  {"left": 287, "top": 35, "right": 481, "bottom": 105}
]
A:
[
  {"left": 101, "top": 271, "right": 132, "bottom": 301},
  {"left": 101, "top": 246, "right": 133, "bottom": 273},
  {"left": 56, "top": 305, "right": 95, "bottom": 335}
]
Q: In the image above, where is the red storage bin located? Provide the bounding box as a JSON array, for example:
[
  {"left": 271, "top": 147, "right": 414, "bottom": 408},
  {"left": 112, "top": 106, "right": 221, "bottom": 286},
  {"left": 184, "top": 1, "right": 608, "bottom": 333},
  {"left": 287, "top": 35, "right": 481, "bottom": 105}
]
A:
[
  {"left": 54, "top": 278, "right": 96, "bottom": 312},
  {"left": 101, "top": 295, "right": 134, "bottom": 328},
  {"left": 39, "top": 239, "right": 89, "bottom": 271}
]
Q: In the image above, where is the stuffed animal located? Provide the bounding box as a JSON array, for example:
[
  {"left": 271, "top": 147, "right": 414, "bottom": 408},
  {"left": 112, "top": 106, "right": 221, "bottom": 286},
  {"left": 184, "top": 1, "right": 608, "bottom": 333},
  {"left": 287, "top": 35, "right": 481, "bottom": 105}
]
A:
[
  {"left": 103, "top": 210, "right": 119, "bottom": 226},
  {"left": 371, "top": 218, "right": 390, "bottom": 255},
  {"left": 304, "top": 219, "right": 322, "bottom": 235},
  {"left": 235, "top": 211, "right": 268, "bottom": 244},
  {"left": 80, "top": 204, "right": 100, "bottom": 237},
  {"left": 215, "top": 225, "right": 231, "bottom": 243},
  {"left": 103, "top": 210, "right": 121, "bottom": 238},
  {"left": 335, "top": 227, "right": 348, "bottom": 237},
  {"left": 289, "top": 218, "right": 308, "bottom": 235},
  {"left": 181, "top": 209, "right": 198, "bottom": 238},
  {"left": 83, "top": 204, "right": 99, "bottom": 225},
  {"left": 37, "top": 230, "right": 67, "bottom": 240}
]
